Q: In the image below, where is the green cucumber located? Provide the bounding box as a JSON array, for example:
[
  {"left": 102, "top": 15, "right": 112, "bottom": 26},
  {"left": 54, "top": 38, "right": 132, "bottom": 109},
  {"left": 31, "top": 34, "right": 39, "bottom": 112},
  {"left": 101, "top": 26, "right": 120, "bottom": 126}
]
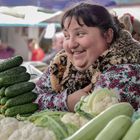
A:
[
  {"left": 66, "top": 103, "right": 134, "bottom": 140},
  {"left": 1, "top": 105, "right": 7, "bottom": 114},
  {"left": 95, "top": 115, "right": 132, "bottom": 140},
  {"left": 17, "top": 113, "right": 33, "bottom": 117},
  {"left": 0, "top": 96, "right": 1, "bottom": 103},
  {"left": 5, "top": 103, "right": 38, "bottom": 117},
  {"left": 5, "top": 92, "right": 37, "bottom": 107},
  {"left": 0, "top": 56, "right": 23, "bottom": 72},
  {"left": 0, "top": 72, "right": 30, "bottom": 87},
  {"left": 5, "top": 82, "right": 35, "bottom": 97},
  {"left": 0, "top": 66, "right": 26, "bottom": 77},
  {"left": 0, "top": 87, "right": 6, "bottom": 97},
  {"left": 122, "top": 118, "right": 140, "bottom": 140},
  {"left": 1, "top": 97, "right": 9, "bottom": 105}
]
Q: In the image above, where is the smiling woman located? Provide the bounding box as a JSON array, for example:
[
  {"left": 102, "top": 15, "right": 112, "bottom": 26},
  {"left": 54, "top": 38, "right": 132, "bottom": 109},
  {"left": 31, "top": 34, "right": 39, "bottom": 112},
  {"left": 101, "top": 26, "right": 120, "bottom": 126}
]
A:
[{"left": 34, "top": 2, "right": 140, "bottom": 112}]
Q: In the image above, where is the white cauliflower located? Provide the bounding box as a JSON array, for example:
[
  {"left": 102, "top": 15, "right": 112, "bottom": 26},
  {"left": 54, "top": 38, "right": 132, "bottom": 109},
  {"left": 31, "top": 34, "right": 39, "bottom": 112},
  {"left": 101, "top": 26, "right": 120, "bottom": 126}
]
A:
[
  {"left": 0, "top": 117, "right": 19, "bottom": 140},
  {"left": 77, "top": 88, "right": 119, "bottom": 116},
  {"left": 0, "top": 114, "right": 4, "bottom": 120},
  {"left": 90, "top": 94, "right": 118, "bottom": 115},
  {"left": 0, "top": 116, "right": 56, "bottom": 140},
  {"left": 8, "top": 121, "right": 56, "bottom": 140},
  {"left": 61, "top": 112, "right": 89, "bottom": 128},
  {"left": 79, "top": 115, "right": 89, "bottom": 127}
]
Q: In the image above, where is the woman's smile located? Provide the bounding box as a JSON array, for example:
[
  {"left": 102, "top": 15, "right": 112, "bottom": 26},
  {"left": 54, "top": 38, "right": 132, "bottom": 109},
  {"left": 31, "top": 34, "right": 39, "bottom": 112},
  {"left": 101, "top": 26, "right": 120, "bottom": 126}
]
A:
[{"left": 72, "top": 50, "right": 86, "bottom": 59}]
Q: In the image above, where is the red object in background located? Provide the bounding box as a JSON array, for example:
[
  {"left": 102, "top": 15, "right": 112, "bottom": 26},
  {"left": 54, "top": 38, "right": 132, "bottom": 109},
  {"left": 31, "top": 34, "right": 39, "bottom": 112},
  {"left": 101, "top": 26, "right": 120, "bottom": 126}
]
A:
[{"left": 31, "top": 47, "right": 45, "bottom": 61}]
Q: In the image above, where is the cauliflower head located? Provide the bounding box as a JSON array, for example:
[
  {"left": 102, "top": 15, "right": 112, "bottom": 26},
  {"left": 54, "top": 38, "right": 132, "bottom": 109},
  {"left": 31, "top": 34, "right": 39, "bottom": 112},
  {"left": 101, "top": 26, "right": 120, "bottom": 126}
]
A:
[
  {"left": 61, "top": 112, "right": 89, "bottom": 128},
  {"left": 77, "top": 88, "right": 119, "bottom": 116}
]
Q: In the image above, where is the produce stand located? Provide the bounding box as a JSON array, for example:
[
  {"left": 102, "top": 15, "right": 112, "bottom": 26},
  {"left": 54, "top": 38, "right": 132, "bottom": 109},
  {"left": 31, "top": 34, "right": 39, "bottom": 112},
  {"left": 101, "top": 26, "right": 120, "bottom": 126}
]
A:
[
  {"left": 1, "top": 1, "right": 140, "bottom": 139},
  {"left": 0, "top": 55, "right": 140, "bottom": 140}
]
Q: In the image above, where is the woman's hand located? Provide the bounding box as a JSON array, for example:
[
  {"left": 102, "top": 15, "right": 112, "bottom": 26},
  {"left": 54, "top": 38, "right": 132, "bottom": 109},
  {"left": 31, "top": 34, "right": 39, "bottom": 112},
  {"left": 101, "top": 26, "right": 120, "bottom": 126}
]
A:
[{"left": 67, "top": 84, "right": 92, "bottom": 112}]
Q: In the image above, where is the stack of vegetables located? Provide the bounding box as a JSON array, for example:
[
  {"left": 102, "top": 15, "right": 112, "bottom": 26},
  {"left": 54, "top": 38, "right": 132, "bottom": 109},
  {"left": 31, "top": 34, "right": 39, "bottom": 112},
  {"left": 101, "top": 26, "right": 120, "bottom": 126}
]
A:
[
  {"left": 0, "top": 109, "right": 90, "bottom": 140},
  {"left": 66, "top": 102, "right": 135, "bottom": 140},
  {"left": 66, "top": 88, "right": 140, "bottom": 140},
  {"left": 0, "top": 56, "right": 38, "bottom": 117},
  {"left": 22, "top": 110, "right": 90, "bottom": 140},
  {"left": 0, "top": 114, "right": 56, "bottom": 140},
  {"left": 1, "top": 102, "right": 140, "bottom": 140}
]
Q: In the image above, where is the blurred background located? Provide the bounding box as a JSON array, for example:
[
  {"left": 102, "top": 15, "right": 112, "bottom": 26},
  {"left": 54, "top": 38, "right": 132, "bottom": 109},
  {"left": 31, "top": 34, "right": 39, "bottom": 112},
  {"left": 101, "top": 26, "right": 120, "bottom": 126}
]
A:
[{"left": 0, "top": 0, "right": 140, "bottom": 74}]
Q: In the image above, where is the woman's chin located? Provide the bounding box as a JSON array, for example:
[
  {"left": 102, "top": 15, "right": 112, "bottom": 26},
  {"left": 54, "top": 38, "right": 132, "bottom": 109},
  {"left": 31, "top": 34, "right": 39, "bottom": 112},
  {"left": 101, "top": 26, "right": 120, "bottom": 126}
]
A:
[
  {"left": 71, "top": 60, "right": 90, "bottom": 71},
  {"left": 74, "top": 64, "right": 89, "bottom": 72}
]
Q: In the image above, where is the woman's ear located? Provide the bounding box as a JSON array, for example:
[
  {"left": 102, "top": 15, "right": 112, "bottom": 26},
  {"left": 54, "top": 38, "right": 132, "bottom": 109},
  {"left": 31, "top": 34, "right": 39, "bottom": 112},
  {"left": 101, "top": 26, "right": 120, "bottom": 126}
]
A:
[{"left": 104, "top": 28, "right": 114, "bottom": 43}]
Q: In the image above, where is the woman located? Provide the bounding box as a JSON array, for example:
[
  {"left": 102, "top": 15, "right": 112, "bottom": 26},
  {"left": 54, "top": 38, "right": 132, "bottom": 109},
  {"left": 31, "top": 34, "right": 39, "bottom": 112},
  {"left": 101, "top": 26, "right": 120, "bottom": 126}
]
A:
[{"left": 34, "top": 2, "right": 140, "bottom": 112}]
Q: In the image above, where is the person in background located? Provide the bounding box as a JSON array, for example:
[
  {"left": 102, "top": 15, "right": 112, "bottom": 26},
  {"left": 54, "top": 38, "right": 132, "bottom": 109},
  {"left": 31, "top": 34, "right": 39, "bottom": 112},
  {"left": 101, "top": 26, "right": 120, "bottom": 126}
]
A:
[
  {"left": 34, "top": 2, "right": 140, "bottom": 112},
  {"left": 27, "top": 38, "right": 45, "bottom": 61},
  {"left": 43, "top": 32, "right": 64, "bottom": 65},
  {"left": 0, "top": 40, "right": 15, "bottom": 59},
  {"left": 119, "top": 13, "right": 140, "bottom": 41}
]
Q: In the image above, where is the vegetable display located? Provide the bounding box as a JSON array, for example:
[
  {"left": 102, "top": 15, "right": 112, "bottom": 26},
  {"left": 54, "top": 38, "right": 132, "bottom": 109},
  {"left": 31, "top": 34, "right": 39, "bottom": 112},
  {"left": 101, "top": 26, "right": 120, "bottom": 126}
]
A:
[
  {"left": 0, "top": 56, "right": 38, "bottom": 117},
  {"left": 25, "top": 110, "right": 90, "bottom": 140},
  {"left": 1, "top": 56, "right": 140, "bottom": 140},
  {"left": 95, "top": 115, "right": 132, "bottom": 140},
  {"left": 66, "top": 102, "right": 134, "bottom": 140},
  {"left": 122, "top": 118, "right": 140, "bottom": 140},
  {"left": 75, "top": 88, "right": 119, "bottom": 116},
  {"left": 0, "top": 56, "right": 23, "bottom": 72},
  {"left": 0, "top": 115, "right": 56, "bottom": 140},
  {"left": 5, "top": 82, "right": 35, "bottom": 98},
  {"left": 0, "top": 102, "right": 140, "bottom": 140}
]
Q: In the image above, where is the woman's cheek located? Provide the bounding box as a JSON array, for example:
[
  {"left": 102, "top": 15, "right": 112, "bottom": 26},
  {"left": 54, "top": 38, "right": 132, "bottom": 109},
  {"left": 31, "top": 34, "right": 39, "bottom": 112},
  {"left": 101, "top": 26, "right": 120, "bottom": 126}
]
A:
[
  {"left": 63, "top": 41, "right": 68, "bottom": 50},
  {"left": 63, "top": 42, "right": 71, "bottom": 54}
]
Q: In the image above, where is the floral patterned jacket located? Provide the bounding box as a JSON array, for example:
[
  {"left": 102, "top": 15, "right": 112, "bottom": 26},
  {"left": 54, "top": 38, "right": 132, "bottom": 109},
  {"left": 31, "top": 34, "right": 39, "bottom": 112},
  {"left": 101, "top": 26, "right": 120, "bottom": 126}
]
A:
[{"left": 34, "top": 30, "right": 140, "bottom": 111}]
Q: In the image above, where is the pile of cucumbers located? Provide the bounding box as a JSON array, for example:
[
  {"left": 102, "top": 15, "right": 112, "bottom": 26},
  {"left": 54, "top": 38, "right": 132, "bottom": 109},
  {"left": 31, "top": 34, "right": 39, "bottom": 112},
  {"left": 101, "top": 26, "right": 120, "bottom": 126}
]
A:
[{"left": 0, "top": 56, "right": 38, "bottom": 117}]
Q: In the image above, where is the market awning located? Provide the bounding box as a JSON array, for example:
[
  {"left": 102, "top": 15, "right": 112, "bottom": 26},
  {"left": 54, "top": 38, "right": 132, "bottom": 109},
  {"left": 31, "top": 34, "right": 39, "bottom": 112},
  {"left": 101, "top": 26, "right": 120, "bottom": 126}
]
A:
[
  {"left": 0, "top": 6, "right": 62, "bottom": 26},
  {"left": 0, "top": 0, "right": 140, "bottom": 26},
  {"left": 0, "top": 0, "right": 140, "bottom": 11},
  {"left": 0, "top": 0, "right": 117, "bottom": 10}
]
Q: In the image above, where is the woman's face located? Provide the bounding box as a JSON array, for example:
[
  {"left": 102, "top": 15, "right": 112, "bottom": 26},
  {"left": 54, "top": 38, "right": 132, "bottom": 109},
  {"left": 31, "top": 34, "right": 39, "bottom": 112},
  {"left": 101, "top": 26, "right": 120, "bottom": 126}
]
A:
[{"left": 63, "top": 17, "right": 109, "bottom": 71}]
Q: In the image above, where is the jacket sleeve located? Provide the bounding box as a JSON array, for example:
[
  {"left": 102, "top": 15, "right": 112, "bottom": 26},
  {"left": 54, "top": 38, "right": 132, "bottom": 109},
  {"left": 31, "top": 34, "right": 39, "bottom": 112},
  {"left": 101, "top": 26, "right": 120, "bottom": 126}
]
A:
[
  {"left": 34, "top": 67, "right": 68, "bottom": 111},
  {"left": 94, "top": 64, "right": 140, "bottom": 110}
]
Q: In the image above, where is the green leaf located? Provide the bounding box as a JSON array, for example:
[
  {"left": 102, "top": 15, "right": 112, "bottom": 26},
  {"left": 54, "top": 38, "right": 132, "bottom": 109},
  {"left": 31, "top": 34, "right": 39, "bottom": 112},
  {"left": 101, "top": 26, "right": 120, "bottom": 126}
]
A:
[{"left": 34, "top": 115, "right": 68, "bottom": 140}]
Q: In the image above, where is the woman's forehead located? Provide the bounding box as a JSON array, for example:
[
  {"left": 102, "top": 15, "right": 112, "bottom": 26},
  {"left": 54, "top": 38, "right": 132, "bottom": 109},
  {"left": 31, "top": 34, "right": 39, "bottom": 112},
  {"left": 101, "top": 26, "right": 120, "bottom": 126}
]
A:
[{"left": 63, "top": 17, "right": 84, "bottom": 29}]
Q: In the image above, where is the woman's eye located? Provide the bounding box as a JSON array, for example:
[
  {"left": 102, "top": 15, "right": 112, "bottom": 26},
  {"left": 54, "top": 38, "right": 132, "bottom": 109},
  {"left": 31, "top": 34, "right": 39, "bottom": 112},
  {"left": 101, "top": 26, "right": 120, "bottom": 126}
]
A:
[
  {"left": 77, "top": 32, "right": 85, "bottom": 37},
  {"left": 64, "top": 35, "right": 70, "bottom": 40}
]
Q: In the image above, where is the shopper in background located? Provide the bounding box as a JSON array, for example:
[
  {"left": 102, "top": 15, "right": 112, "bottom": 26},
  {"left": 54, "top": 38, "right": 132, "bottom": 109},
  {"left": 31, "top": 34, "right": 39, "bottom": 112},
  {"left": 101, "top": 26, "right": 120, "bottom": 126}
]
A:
[
  {"left": 0, "top": 40, "right": 15, "bottom": 59},
  {"left": 27, "top": 38, "right": 45, "bottom": 61},
  {"left": 119, "top": 13, "right": 140, "bottom": 41},
  {"left": 43, "top": 32, "right": 64, "bottom": 65},
  {"left": 34, "top": 2, "right": 140, "bottom": 112}
]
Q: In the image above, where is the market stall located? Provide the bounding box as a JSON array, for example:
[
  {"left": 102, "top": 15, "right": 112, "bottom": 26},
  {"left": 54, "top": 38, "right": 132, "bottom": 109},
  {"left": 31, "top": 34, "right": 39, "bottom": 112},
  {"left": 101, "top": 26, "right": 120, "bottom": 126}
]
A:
[
  {"left": 0, "top": 56, "right": 140, "bottom": 140},
  {"left": 0, "top": 1, "right": 140, "bottom": 140}
]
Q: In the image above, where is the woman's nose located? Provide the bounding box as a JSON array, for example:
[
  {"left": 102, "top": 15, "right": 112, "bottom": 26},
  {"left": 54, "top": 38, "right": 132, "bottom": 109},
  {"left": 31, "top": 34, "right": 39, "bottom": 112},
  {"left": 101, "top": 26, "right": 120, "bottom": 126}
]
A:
[{"left": 68, "top": 38, "right": 78, "bottom": 49}]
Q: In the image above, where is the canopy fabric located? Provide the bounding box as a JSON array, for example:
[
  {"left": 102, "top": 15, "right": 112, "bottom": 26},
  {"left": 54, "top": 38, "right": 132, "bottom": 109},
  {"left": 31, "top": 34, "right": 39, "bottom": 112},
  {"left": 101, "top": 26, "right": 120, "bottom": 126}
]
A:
[
  {"left": 0, "top": 0, "right": 140, "bottom": 26},
  {"left": 0, "top": 0, "right": 139, "bottom": 11},
  {"left": 0, "top": 6, "right": 62, "bottom": 26},
  {"left": 0, "top": 0, "right": 117, "bottom": 10}
]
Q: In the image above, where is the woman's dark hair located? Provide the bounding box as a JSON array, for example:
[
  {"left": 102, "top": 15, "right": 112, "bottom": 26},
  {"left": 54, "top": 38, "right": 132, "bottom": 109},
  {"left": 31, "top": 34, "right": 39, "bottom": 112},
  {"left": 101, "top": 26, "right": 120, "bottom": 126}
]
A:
[{"left": 61, "top": 2, "right": 123, "bottom": 42}]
